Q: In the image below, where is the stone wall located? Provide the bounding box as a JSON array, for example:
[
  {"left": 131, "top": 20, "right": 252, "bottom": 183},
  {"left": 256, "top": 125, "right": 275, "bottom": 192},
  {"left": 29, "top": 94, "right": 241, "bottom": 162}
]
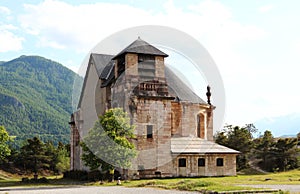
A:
[
  {"left": 126, "top": 53, "right": 138, "bottom": 76},
  {"left": 172, "top": 154, "right": 237, "bottom": 177},
  {"left": 131, "top": 98, "right": 173, "bottom": 175},
  {"left": 155, "top": 56, "right": 165, "bottom": 78},
  {"left": 171, "top": 102, "right": 213, "bottom": 140}
]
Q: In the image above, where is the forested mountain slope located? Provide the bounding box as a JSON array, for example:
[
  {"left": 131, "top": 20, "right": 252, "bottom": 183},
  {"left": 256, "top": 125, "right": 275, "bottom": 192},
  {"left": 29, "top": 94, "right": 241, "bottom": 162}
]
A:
[{"left": 0, "top": 55, "right": 82, "bottom": 146}]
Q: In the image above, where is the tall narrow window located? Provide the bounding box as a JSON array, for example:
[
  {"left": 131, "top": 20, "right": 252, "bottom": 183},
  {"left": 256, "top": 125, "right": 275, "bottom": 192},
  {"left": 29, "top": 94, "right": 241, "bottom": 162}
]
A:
[
  {"left": 73, "top": 127, "right": 80, "bottom": 146},
  {"left": 178, "top": 158, "right": 186, "bottom": 167},
  {"left": 147, "top": 125, "right": 153, "bottom": 139},
  {"left": 216, "top": 158, "right": 224, "bottom": 166},
  {"left": 197, "top": 114, "right": 200, "bottom": 137},
  {"left": 197, "top": 113, "right": 205, "bottom": 138},
  {"left": 198, "top": 158, "right": 205, "bottom": 167}
]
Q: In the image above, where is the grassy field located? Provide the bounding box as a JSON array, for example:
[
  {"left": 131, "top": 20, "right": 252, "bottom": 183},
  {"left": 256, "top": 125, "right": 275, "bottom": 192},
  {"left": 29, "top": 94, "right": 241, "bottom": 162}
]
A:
[
  {"left": 92, "top": 170, "right": 300, "bottom": 192},
  {"left": 0, "top": 170, "right": 299, "bottom": 192}
]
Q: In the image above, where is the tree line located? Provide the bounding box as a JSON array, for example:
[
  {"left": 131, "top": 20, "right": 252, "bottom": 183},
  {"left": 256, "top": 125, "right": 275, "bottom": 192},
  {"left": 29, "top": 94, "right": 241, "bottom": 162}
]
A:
[
  {"left": 1, "top": 117, "right": 299, "bottom": 180},
  {"left": 0, "top": 126, "right": 70, "bottom": 177},
  {"left": 215, "top": 124, "right": 300, "bottom": 172}
]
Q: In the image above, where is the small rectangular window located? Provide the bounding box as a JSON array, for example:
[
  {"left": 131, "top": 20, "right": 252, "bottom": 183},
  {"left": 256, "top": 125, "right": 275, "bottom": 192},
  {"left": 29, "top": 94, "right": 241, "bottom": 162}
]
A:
[
  {"left": 216, "top": 158, "right": 224, "bottom": 166},
  {"left": 198, "top": 158, "right": 205, "bottom": 167},
  {"left": 147, "top": 125, "right": 153, "bottom": 139},
  {"left": 178, "top": 158, "right": 186, "bottom": 167}
]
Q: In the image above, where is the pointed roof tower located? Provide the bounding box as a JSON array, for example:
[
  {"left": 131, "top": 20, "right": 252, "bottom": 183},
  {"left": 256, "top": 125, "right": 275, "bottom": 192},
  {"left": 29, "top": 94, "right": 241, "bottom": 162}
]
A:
[{"left": 112, "top": 37, "right": 168, "bottom": 60}]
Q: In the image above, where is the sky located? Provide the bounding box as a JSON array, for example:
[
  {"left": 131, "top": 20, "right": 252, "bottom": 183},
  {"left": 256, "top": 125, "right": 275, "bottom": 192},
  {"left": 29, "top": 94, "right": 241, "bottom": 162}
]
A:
[{"left": 1, "top": 0, "right": 300, "bottom": 134}]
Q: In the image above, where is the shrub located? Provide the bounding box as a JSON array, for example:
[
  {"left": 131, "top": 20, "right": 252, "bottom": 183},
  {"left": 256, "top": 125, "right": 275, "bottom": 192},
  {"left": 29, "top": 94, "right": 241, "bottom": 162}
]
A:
[{"left": 63, "top": 170, "right": 88, "bottom": 180}]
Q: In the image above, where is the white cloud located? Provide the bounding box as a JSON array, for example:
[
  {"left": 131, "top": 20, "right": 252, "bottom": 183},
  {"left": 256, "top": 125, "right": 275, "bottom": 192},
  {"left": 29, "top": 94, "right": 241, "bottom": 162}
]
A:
[
  {"left": 258, "top": 4, "right": 274, "bottom": 13},
  {"left": 0, "top": 6, "right": 23, "bottom": 52},
  {"left": 0, "top": 29, "right": 24, "bottom": 52},
  {"left": 19, "top": 0, "right": 264, "bottom": 53},
  {"left": 0, "top": 6, "right": 11, "bottom": 15},
  {"left": 19, "top": 0, "right": 153, "bottom": 52},
  {"left": 19, "top": 0, "right": 278, "bottom": 125}
]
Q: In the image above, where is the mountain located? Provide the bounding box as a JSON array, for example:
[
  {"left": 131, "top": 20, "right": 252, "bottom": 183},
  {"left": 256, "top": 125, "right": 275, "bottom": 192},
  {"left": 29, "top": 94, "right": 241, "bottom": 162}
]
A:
[
  {"left": 254, "top": 113, "right": 300, "bottom": 137},
  {"left": 0, "top": 55, "right": 82, "bottom": 147}
]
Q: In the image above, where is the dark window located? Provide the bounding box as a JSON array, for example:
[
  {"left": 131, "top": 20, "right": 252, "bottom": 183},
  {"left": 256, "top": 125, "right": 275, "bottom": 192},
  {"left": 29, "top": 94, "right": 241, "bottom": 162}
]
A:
[
  {"left": 198, "top": 158, "right": 205, "bottom": 167},
  {"left": 117, "top": 56, "right": 125, "bottom": 77},
  {"left": 197, "top": 114, "right": 200, "bottom": 137},
  {"left": 147, "top": 125, "right": 153, "bottom": 139},
  {"left": 178, "top": 158, "right": 186, "bottom": 167},
  {"left": 216, "top": 158, "right": 224, "bottom": 166}
]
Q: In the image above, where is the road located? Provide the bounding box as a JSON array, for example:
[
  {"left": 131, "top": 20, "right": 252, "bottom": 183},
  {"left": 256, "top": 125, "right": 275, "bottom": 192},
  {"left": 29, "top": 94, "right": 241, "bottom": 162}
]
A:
[
  {"left": 1, "top": 185, "right": 300, "bottom": 194},
  {"left": 0, "top": 186, "right": 197, "bottom": 194},
  {"left": 243, "top": 184, "right": 300, "bottom": 193}
]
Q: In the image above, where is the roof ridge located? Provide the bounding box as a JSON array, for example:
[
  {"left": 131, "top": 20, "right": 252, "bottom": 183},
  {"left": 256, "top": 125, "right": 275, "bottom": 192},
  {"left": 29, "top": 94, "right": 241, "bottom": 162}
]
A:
[{"left": 112, "top": 37, "right": 168, "bottom": 59}]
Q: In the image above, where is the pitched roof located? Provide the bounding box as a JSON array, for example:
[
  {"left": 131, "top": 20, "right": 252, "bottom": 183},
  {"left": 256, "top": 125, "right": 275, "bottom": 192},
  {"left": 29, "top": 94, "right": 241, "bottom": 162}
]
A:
[
  {"left": 91, "top": 53, "right": 114, "bottom": 77},
  {"left": 171, "top": 137, "right": 240, "bottom": 154},
  {"left": 77, "top": 53, "right": 113, "bottom": 109},
  {"left": 84, "top": 40, "right": 208, "bottom": 105},
  {"left": 98, "top": 62, "right": 207, "bottom": 103},
  {"left": 100, "top": 60, "right": 114, "bottom": 80},
  {"left": 101, "top": 62, "right": 115, "bottom": 87},
  {"left": 112, "top": 37, "right": 168, "bottom": 60},
  {"left": 165, "top": 66, "right": 206, "bottom": 104}
]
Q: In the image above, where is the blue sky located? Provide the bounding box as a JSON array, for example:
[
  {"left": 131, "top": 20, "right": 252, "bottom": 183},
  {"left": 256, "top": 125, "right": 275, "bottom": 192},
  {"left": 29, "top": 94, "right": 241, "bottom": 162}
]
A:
[{"left": 1, "top": 0, "right": 300, "bottom": 135}]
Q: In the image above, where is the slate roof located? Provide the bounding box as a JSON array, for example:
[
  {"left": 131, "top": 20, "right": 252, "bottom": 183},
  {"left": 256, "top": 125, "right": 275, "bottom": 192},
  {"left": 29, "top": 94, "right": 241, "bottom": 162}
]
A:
[
  {"left": 77, "top": 53, "right": 113, "bottom": 109},
  {"left": 171, "top": 137, "right": 240, "bottom": 154},
  {"left": 90, "top": 39, "right": 207, "bottom": 104},
  {"left": 112, "top": 37, "right": 168, "bottom": 60},
  {"left": 165, "top": 66, "right": 206, "bottom": 104},
  {"left": 91, "top": 53, "right": 114, "bottom": 77},
  {"left": 101, "top": 62, "right": 115, "bottom": 87}
]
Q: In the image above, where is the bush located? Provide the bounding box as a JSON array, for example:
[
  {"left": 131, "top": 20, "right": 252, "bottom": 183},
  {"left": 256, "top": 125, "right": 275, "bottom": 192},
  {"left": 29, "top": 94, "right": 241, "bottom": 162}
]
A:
[
  {"left": 21, "top": 177, "right": 49, "bottom": 183},
  {"left": 38, "top": 177, "right": 49, "bottom": 183},
  {"left": 63, "top": 170, "right": 88, "bottom": 181},
  {"left": 21, "top": 177, "right": 29, "bottom": 183},
  {"left": 87, "top": 170, "right": 102, "bottom": 181}
]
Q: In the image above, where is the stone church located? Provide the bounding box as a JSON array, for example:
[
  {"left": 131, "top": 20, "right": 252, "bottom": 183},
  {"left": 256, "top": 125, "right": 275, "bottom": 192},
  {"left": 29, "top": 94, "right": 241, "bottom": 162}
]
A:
[{"left": 70, "top": 38, "right": 239, "bottom": 178}]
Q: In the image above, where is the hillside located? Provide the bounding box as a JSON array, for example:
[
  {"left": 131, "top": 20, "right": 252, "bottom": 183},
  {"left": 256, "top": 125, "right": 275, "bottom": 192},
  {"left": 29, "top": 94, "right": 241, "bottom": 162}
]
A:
[{"left": 0, "top": 55, "right": 82, "bottom": 147}]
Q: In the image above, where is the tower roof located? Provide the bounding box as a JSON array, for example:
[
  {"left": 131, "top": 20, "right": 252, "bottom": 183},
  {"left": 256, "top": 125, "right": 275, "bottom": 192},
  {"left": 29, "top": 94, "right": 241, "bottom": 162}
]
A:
[{"left": 112, "top": 37, "right": 168, "bottom": 60}]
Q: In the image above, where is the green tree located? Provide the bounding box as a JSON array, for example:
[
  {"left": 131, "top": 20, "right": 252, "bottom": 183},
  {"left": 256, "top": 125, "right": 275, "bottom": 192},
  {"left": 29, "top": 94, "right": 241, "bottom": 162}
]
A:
[
  {"left": 54, "top": 142, "right": 70, "bottom": 174},
  {"left": 272, "top": 138, "right": 299, "bottom": 171},
  {"left": 19, "top": 137, "right": 50, "bottom": 177},
  {"left": 0, "top": 126, "right": 14, "bottom": 163},
  {"left": 255, "top": 130, "right": 275, "bottom": 171},
  {"left": 81, "top": 108, "right": 137, "bottom": 179},
  {"left": 44, "top": 141, "right": 57, "bottom": 172},
  {"left": 215, "top": 124, "right": 255, "bottom": 170}
]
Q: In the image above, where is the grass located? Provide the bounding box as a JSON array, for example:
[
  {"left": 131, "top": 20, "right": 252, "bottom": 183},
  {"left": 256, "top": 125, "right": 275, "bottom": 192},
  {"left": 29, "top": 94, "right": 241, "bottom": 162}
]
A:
[
  {"left": 92, "top": 169, "right": 300, "bottom": 192},
  {"left": 0, "top": 170, "right": 299, "bottom": 192}
]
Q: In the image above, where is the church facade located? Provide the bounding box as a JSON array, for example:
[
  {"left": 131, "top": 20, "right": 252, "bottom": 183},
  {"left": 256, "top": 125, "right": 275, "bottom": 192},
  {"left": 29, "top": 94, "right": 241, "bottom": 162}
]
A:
[{"left": 70, "top": 38, "right": 239, "bottom": 178}]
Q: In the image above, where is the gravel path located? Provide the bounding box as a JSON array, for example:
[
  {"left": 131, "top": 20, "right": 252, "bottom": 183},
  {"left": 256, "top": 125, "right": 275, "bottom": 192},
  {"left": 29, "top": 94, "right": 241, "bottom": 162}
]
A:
[
  {"left": 240, "top": 184, "right": 300, "bottom": 193},
  {"left": 0, "top": 186, "right": 197, "bottom": 194}
]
